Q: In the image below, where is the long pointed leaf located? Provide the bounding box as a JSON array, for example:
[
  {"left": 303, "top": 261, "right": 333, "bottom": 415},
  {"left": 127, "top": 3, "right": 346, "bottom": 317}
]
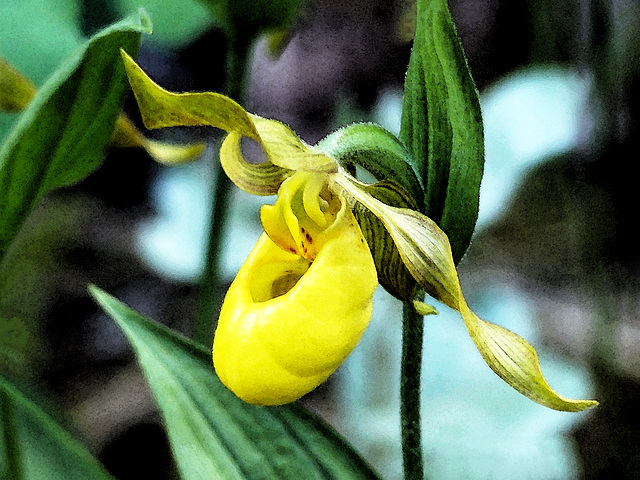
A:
[
  {"left": 0, "top": 375, "right": 114, "bottom": 480},
  {"left": 0, "top": 10, "right": 151, "bottom": 262},
  {"left": 90, "top": 286, "right": 381, "bottom": 480},
  {"left": 399, "top": 0, "right": 484, "bottom": 263}
]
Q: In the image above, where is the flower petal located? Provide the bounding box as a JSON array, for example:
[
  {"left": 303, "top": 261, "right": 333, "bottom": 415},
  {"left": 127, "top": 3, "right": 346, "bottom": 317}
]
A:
[
  {"left": 219, "top": 131, "right": 290, "bottom": 195},
  {"left": 460, "top": 304, "right": 599, "bottom": 412},
  {"left": 120, "top": 51, "right": 337, "bottom": 195},
  {"left": 111, "top": 114, "right": 206, "bottom": 165},
  {"left": 213, "top": 173, "right": 377, "bottom": 405},
  {"left": 334, "top": 172, "right": 598, "bottom": 412},
  {"left": 0, "top": 56, "right": 36, "bottom": 112}
]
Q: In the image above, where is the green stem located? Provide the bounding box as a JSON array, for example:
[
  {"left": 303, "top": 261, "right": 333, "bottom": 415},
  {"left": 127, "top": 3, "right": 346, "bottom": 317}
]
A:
[
  {"left": 193, "top": 38, "right": 250, "bottom": 345},
  {"left": 401, "top": 298, "right": 425, "bottom": 479}
]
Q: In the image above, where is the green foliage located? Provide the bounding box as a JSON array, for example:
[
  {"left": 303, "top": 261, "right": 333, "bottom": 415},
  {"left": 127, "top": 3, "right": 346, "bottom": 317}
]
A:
[
  {"left": 0, "top": 375, "right": 115, "bottom": 480},
  {"left": 400, "top": 0, "right": 484, "bottom": 264},
  {"left": 0, "top": 11, "right": 150, "bottom": 262},
  {"left": 90, "top": 286, "right": 382, "bottom": 480},
  {"left": 0, "top": 0, "right": 83, "bottom": 88}
]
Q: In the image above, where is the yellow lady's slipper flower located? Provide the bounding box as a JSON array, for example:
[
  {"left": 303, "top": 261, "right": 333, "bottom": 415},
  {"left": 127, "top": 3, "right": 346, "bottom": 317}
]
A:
[
  {"left": 214, "top": 171, "right": 377, "bottom": 405},
  {"left": 120, "top": 50, "right": 598, "bottom": 412}
]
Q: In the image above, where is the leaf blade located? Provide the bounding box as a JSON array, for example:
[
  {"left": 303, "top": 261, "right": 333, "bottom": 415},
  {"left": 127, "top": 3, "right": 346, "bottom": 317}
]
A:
[
  {"left": 399, "top": 0, "right": 484, "bottom": 263},
  {"left": 0, "top": 11, "right": 151, "bottom": 262},
  {"left": 89, "top": 285, "right": 381, "bottom": 480},
  {"left": 0, "top": 375, "right": 115, "bottom": 480}
]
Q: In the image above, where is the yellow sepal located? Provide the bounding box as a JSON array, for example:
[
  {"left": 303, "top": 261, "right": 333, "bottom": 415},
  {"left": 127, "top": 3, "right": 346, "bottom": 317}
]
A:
[{"left": 0, "top": 57, "right": 36, "bottom": 112}]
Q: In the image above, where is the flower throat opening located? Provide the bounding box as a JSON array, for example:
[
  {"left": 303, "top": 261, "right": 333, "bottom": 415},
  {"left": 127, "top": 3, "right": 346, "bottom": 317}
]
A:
[{"left": 250, "top": 258, "right": 311, "bottom": 303}]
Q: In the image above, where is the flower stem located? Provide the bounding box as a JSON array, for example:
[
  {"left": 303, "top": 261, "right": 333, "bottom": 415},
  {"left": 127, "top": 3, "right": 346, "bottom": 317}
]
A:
[
  {"left": 193, "top": 38, "right": 249, "bottom": 345},
  {"left": 401, "top": 297, "right": 424, "bottom": 479}
]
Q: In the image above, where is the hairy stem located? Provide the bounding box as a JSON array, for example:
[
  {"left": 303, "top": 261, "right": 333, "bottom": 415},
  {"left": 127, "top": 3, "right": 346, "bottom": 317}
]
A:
[{"left": 401, "top": 298, "right": 424, "bottom": 479}]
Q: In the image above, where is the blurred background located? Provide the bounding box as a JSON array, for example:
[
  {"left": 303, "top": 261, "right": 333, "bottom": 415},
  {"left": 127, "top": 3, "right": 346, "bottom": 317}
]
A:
[{"left": 1, "top": 0, "right": 639, "bottom": 478}]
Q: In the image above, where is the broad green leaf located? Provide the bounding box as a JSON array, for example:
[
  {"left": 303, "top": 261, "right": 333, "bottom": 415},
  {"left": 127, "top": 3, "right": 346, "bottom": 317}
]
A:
[
  {"left": 116, "top": 0, "right": 212, "bottom": 47},
  {"left": 0, "top": 11, "right": 151, "bottom": 262},
  {"left": 0, "top": 375, "right": 114, "bottom": 480},
  {"left": 0, "top": 0, "right": 83, "bottom": 88},
  {"left": 0, "top": 317, "right": 29, "bottom": 377},
  {"left": 89, "top": 286, "right": 381, "bottom": 480},
  {"left": 399, "top": 0, "right": 484, "bottom": 264},
  {"left": 0, "top": 0, "right": 84, "bottom": 145}
]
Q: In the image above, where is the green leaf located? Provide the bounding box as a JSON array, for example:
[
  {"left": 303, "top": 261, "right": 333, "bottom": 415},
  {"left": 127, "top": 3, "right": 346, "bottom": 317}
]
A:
[
  {"left": 89, "top": 286, "right": 382, "bottom": 480},
  {"left": 115, "top": 0, "right": 212, "bottom": 48},
  {"left": 0, "top": 10, "right": 151, "bottom": 262},
  {"left": 399, "top": 0, "right": 484, "bottom": 264},
  {"left": 0, "top": 0, "right": 83, "bottom": 88},
  {"left": 0, "top": 375, "right": 115, "bottom": 480}
]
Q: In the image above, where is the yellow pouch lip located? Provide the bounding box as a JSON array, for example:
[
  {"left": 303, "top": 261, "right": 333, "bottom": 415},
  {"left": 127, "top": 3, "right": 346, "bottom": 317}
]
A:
[{"left": 213, "top": 173, "right": 377, "bottom": 405}]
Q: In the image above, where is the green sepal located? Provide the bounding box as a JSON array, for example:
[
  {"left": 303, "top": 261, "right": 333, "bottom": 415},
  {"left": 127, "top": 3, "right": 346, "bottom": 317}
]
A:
[
  {"left": 318, "top": 123, "right": 425, "bottom": 301},
  {"left": 399, "top": 0, "right": 484, "bottom": 264},
  {"left": 318, "top": 122, "right": 424, "bottom": 207},
  {"left": 0, "top": 375, "right": 115, "bottom": 480},
  {"left": 348, "top": 179, "right": 419, "bottom": 301}
]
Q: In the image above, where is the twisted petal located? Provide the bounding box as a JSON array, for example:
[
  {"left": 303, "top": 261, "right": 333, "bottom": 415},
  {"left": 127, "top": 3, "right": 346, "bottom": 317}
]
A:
[
  {"left": 110, "top": 114, "right": 206, "bottom": 165},
  {"left": 0, "top": 56, "right": 204, "bottom": 165},
  {"left": 334, "top": 172, "right": 598, "bottom": 412},
  {"left": 0, "top": 56, "right": 36, "bottom": 112},
  {"left": 121, "top": 51, "right": 337, "bottom": 195},
  {"left": 213, "top": 172, "right": 377, "bottom": 405}
]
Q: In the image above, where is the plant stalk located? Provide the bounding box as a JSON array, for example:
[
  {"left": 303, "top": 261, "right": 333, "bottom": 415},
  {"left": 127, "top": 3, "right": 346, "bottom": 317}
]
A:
[
  {"left": 193, "top": 38, "right": 250, "bottom": 345},
  {"left": 401, "top": 298, "right": 424, "bottom": 479}
]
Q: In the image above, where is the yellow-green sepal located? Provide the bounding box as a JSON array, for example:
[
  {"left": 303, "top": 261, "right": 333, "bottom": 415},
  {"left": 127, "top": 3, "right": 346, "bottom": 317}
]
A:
[
  {"left": 318, "top": 124, "right": 425, "bottom": 300},
  {"left": 334, "top": 173, "right": 598, "bottom": 412},
  {"left": 0, "top": 57, "right": 36, "bottom": 113},
  {"left": 0, "top": 55, "right": 204, "bottom": 166},
  {"left": 120, "top": 50, "right": 337, "bottom": 195},
  {"left": 111, "top": 114, "right": 206, "bottom": 165},
  {"left": 349, "top": 180, "right": 419, "bottom": 301}
]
